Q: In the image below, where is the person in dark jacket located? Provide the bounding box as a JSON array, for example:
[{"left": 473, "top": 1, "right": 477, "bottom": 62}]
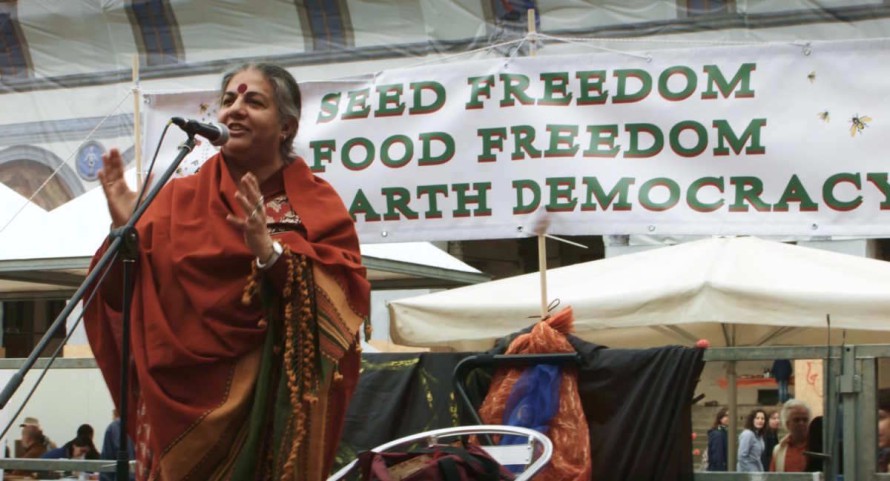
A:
[
  {"left": 707, "top": 407, "right": 730, "bottom": 471},
  {"left": 100, "top": 410, "right": 136, "bottom": 481},
  {"left": 75, "top": 424, "right": 101, "bottom": 459},
  {"left": 39, "top": 435, "right": 98, "bottom": 480},
  {"left": 772, "top": 359, "right": 793, "bottom": 403},
  {"left": 878, "top": 389, "right": 890, "bottom": 472},
  {"left": 41, "top": 434, "right": 97, "bottom": 459},
  {"left": 804, "top": 416, "right": 826, "bottom": 472}
]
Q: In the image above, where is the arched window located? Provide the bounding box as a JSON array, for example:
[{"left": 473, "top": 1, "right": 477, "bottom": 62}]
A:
[
  {"left": 298, "top": 0, "right": 353, "bottom": 51},
  {"left": 126, "top": 0, "right": 183, "bottom": 66},
  {"left": 0, "top": 146, "right": 83, "bottom": 211}
]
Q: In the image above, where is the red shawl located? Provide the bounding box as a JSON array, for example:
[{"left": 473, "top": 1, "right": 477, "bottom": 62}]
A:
[{"left": 84, "top": 153, "right": 369, "bottom": 476}]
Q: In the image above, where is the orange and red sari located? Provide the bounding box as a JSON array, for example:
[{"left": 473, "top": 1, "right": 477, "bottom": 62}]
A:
[{"left": 84, "top": 154, "right": 369, "bottom": 480}]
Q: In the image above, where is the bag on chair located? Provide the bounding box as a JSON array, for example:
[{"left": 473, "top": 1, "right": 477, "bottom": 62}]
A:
[{"left": 357, "top": 443, "right": 515, "bottom": 481}]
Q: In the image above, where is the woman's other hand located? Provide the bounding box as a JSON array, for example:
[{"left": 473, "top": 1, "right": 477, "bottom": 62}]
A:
[{"left": 226, "top": 172, "right": 274, "bottom": 262}]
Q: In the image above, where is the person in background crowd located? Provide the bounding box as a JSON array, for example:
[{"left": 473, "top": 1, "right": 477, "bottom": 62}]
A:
[
  {"left": 101, "top": 410, "right": 136, "bottom": 481},
  {"left": 804, "top": 416, "right": 826, "bottom": 472},
  {"left": 42, "top": 424, "right": 100, "bottom": 460},
  {"left": 762, "top": 410, "right": 780, "bottom": 470},
  {"left": 41, "top": 434, "right": 100, "bottom": 480},
  {"left": 770, "top": 399, "right": 812, "bottom": 472},
  {"left": 706, "top": 407, "right": 729, "bottom": 471},
  {"left": 9, "top": 416, "right": 54, "bottom": 477},
  {"left": 74, "top": 424, "right": 101, "bottom": 459},
  {"left": 738, "top": 408, "right": 767, "bottom": 472},
  {"left": 878, "top": 389, "right": 890, "bottom": 472},
  {"left": 42, "top": 434, "right": 98, "bottom": 460},
  {"left": 18, "top": 416, "right": 53, "bottom": 458},
  {"left": 772, "top": 359, "right": 793, "bottom": 403}
]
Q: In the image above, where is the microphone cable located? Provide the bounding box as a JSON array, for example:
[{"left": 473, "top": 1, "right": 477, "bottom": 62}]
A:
[{"left": 133, "top": 120, "right": 174, "bottom": 209}]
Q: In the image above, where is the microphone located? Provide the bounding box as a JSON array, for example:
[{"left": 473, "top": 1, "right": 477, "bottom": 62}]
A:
[{"left": 171, "top": 117, "right": 229, "bottom": 146}]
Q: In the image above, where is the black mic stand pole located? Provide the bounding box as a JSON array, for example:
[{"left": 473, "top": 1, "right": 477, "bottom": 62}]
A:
[{"left": 0, "top": 136, "right": 197, "bottom": 480}]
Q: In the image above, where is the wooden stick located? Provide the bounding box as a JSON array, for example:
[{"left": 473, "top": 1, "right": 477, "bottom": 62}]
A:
[{"left": 528, "top": 8, "right": 537, "bottom": 58}]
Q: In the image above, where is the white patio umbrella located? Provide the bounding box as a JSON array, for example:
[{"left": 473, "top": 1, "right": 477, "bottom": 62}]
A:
[{"left": 389, "top": 236, "right": 890, "bottom": 350}]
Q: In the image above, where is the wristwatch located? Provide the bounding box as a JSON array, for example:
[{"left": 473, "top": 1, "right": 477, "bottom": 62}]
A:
[{"left": 256, "top": 241, "right": 283, "bottom": 269}]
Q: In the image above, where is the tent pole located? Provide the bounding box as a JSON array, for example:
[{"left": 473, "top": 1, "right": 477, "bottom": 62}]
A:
[
  {"left": 726, "top": 324, "right": 737, "bottom": 470},
  {"left": 727, "top": 360, "right": 738, "bottom": 470},
  {"left": 132, "top": 54, "right": 143, "bottom": 186}
]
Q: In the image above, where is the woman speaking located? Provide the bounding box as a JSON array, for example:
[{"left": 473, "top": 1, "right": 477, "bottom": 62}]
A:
[{"left": 85, "top": 63, "right": 369, "bottom": 480}]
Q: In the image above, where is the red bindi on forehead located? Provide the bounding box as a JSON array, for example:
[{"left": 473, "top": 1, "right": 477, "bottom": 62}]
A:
[{"left": 237, "top": 83, "right": 247, "bottom": 94}]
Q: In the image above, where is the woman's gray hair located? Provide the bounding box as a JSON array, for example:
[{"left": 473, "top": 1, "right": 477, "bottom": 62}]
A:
[
  {"left": 219, "top": 62, "right": 302, "bottom": 162},
  {"left": 780, "top": 398, "right": 811, "bottom": 427}
]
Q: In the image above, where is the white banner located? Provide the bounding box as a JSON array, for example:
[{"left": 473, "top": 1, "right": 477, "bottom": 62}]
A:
[{"left": 144, "top": 39, "right": 890, "bottom": 244}]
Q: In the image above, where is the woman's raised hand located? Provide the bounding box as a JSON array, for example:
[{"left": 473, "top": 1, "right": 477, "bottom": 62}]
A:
[{"left": 98, "top": 148, "right": 139, "bottom": 228}]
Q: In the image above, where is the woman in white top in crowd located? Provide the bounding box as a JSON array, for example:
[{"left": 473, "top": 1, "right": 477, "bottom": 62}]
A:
[{"left": 737, "top": 408, "right": 767, "bottom": 472}]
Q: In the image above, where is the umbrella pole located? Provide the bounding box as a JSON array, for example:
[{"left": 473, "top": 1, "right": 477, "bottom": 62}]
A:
[
  {"left": 538, "top": 234, "right": 548, "bottom": 319},
  {"left": 526, "top": 12, "right": 548, "bottom": 322}
]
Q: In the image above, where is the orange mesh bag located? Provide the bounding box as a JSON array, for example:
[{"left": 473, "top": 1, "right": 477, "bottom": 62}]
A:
[{"left": 478, "top": 307, "right": 592, "bottom": 481}]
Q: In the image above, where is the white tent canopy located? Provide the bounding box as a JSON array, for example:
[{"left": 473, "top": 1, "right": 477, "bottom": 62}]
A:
[
  {"left": 389, "top": 236, "right": 890, "bottom": 350},
  {"left": 0, "top": 178, "right": 487, "bottom": 297}
]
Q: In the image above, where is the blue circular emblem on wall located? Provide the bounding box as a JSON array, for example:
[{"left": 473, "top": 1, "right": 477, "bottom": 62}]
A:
[{"left": 75, "top": 141, "right": 106, "bottom": 182}]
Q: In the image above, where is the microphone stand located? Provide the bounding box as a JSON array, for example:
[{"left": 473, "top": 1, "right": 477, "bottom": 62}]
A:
[{"left": 0, "top": 135, "right": 197, "bottom": 480}]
